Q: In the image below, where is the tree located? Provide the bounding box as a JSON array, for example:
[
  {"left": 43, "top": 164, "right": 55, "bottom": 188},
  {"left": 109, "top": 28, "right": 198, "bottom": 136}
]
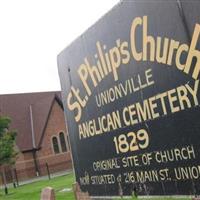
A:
[{"left": 0, "top": 116, "right": 17, "bottom": 194}]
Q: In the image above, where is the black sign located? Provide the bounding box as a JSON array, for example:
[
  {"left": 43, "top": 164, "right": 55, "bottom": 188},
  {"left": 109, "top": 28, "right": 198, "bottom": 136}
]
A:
[{"left": 57, "top": 0, "right": 200, "bottom": 196}]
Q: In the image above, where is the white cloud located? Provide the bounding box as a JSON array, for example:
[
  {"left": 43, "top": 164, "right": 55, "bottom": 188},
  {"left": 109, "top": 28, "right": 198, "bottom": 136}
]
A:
[{"left": 0, "top": 0, "right": 119, "bottom": 94}]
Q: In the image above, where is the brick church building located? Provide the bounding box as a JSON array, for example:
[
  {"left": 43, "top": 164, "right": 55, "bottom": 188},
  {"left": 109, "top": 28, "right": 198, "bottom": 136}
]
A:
[{"left": 0, "top": 91, "right": 72, "bottom": 182}]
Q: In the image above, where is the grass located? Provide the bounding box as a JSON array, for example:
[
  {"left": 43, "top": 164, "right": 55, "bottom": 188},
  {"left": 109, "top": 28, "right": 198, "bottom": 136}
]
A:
[
  {"left": 0, "top": 173, "right": 75, "bottom": 200},
  {"left": 0, "top": 173, "right": 192, "bottom": 200}
]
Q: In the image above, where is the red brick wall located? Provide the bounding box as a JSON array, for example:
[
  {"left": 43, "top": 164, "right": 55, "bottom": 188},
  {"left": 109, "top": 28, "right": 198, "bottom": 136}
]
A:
[
  {"left": 9, "top": 99, "right": 72, "bottom": 183},
  {"left": 15, "top": 152, "right": 37, "bottom": 180},
  {"left": 36, "top": 100, "right": 72, "bottom": 175}
]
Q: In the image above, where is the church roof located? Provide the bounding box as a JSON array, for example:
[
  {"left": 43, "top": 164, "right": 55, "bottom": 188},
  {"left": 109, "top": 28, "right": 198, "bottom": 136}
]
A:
[{"left": 0, "top": 91, "right": 63, "bottom": 152}]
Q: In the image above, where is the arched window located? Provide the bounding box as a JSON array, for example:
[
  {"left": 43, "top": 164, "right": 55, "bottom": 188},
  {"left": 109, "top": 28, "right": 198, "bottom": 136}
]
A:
[
  {"left": 59, "top": 132, "right": 67, "bottom": 152},
  {"left": 52, "top": 137, "right": 60, "bottom": 154}
]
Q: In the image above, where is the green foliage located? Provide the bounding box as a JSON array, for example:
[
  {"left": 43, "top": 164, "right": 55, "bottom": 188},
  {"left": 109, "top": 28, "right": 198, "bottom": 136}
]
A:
[
  {"left": 0, "top": 117, "right": 11, "bottom": 135},
  {"left": 0, "top": 116, "right": 17, "bottom": 166}
]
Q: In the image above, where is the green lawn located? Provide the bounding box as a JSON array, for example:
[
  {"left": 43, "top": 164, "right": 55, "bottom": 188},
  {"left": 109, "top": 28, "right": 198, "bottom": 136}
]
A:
[
  {"left": 0, "top": 173, "right": 192, "bottom": 200},
  {"left": 0, "top": 173, "right": 75, "bottom": 200}
]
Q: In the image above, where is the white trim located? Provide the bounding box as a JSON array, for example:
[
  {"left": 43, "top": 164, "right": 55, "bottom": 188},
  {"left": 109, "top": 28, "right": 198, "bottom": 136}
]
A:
[
  {"left": 16, "top": 151, "right": 70, "bottom": 164},
  {"left": 29, "top": 105, "right": 36, "bottom": 148}
]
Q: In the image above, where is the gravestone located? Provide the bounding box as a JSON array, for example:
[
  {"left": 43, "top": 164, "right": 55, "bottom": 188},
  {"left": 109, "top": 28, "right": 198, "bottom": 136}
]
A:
[{"left": 40, "top": 187, "right": 55, "bottom": 200}]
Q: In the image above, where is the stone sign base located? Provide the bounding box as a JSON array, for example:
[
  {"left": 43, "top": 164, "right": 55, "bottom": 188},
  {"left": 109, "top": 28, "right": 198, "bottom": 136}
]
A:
[{"left": 73, "top": 182, "right": 91, "bottom": 200}]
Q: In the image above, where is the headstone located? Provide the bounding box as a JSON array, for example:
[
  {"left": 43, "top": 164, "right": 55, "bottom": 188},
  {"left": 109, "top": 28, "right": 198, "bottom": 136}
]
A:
[{"left": 40, "top": 187, "right": 55, "bottom": 200}]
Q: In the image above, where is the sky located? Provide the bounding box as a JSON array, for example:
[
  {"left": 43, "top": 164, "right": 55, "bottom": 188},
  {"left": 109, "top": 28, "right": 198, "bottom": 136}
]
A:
[{"left": 0, "top": 0, "right": 119, "bottom": 94}]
